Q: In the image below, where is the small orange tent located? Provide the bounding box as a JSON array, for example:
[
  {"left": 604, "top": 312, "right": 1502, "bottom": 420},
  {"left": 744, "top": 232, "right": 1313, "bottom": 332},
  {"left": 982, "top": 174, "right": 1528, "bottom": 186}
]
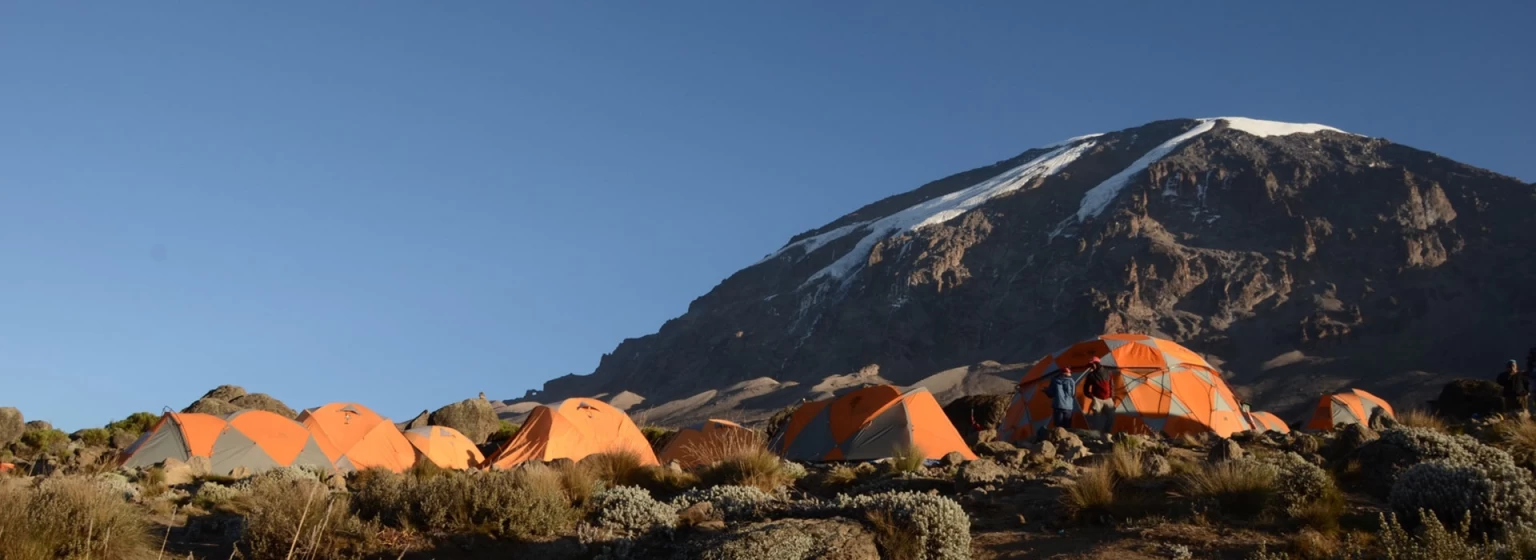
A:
[
  {"left": 657, "top": 419, "right": 757, "bottom": 468},
  {"left": 1000, "top": 335, "right": 1250, "bottom": 442},
  {"left": 771, "top": 385, "right": 976, "bottom": 462},
  {"left": 122, "top": 410, "right": 334, "bottom": 475},
  {"left": 298, "top": 403, "right": 416, "bottom": 473},
  {"left": 1304, "top": 389, "right": 1394, "bottom": 430},
  {"left": 486, "top": 398, "right": 658, "bottom": 469},
  {"left": 404, "top": 426, "right": 485, "bottom": 470},
  {"left": 1246, "top": 411, "right": 1291, "bottom": 433}
]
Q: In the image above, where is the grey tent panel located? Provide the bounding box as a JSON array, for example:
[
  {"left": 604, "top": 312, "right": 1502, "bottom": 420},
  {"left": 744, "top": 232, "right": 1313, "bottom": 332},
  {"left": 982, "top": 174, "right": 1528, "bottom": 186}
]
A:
[
  {"left": 842, "top": 401, "right": 914, "bottom": 461},
  {"left": 777, "top": 405, "right": 838, "bottom": 461},
  {"left": 293, "top": 437, "right": 336, "bottom": 472},
  {"left": 335, "top": 455, "right": 358, "bottom": 473},
  {"left": 209, "top": 429, "right": 281, "bottom": 476},
  {"left": 121, "top": 423, "right": 192, "bottom": 470}
]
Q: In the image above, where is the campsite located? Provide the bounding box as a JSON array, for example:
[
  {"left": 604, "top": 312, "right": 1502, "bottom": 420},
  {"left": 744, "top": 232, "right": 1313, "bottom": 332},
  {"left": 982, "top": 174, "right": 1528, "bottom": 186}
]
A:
[{"left": 5, "top": 334, "right": 1536, "bottom": 559}]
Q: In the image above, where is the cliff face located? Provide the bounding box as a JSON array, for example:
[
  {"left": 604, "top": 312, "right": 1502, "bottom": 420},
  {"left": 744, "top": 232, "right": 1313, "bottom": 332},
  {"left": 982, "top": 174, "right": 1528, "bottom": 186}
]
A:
[{"left": 530, "top": 117, "right": 1536, "bottom": 417}]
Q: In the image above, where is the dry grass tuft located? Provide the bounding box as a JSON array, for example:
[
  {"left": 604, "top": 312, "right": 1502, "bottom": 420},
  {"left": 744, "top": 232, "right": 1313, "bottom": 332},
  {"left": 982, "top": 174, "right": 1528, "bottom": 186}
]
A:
[
  {"left": 1102, "top": 445, "right": 1145, "bottom": 481},
  {"left": 1397, "top": 409, "right": 1449, "bottom": 432},
  {"left": 0, "top": 476, "right": 155, "bottom": 560},
  {"left": 1289, "top": 528, "right": 1339, "bottom": 560},
  {"left": 242, "top": 474, "right": 387, "bottom": 560},
  {"left": 678, "top": 428, "right": 766, "bottom": 467},
  {"left": 582, "top": 449, "right": 648, "bottom": 487},
  {"left": 1490, "top": 416, "right": 1536, "bottom": 470},
  {"left": 1179, "top": 460, "right": 1277, "bottom": 519},
  {"left": 697, "top": 445, "right": 793, "bottom": 493},
  {"left": 889, "top": 443, "right": 927, "bottom": 474},
  {"left": 555, "top": 460, "right": 598, "bottom": 507},
  {"left": 1291, "top": 486, "right": 1347, "bottom": 534},
  {"left": 866, "top": 508, "right": 924, "bottom": 559}
]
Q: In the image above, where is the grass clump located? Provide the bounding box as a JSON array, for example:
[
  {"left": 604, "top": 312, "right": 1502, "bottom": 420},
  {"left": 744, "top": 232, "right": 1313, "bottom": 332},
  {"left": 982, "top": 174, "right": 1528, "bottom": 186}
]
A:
[
  {"left": 696, "top": 445, "right": 794, "bottom": 493},
  {"left": 678, "top": 427, "right": 766, "bottom": 467},
  {"left": 1179, "top": 459, "right": 1278, "bottom": 519},
  {"left": 0, "top": 475, "right": 155, "bottom": 560},
  {"left": 1489, "top": 416, "right": 1536, "bottom": 472},
  {"left": 1398, "top": 409, "right": 1449, "bottom": 432},
  {"left": 633, "top": 465, "right": 700, "bottom": 496},
  {"left": 583, "top": 449, "right": 648, "bottom": 487},
  {"left": 889, "top": 443, "right": 927, "bottom": 474},
  {"left": 1063, "top": 466, "right": 1118, "bottom": 519}
]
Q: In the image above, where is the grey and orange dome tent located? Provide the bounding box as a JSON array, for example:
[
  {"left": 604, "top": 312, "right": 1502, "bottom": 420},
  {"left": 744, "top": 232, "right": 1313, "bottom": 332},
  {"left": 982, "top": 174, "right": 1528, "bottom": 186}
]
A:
[
  {"left": 486, "top": 398, "right": 658, "bottom": 469},
  {"left": 119, "top": 410, "right": 334, "bottom": 475},
  {"left": 657, "top": 419, "right": 757, "bottom": 468},
  {"left": 999, "top": 334, "right": 1252, "bottom": 442},
  {"left": 403, "top": 426, "right": 485, "bottom": 470},
  {"left": 298, "top": 403, "right": 416, "bottom": 473},
  {"left": 1245, "top": 411, "right": 1292, "bottom": 433},
  {"left": 770, "top": 385, "right": 976, "bottom": 462},
  {"left": 1304, "top": 389, "right": 1394, "bottom": 430}
]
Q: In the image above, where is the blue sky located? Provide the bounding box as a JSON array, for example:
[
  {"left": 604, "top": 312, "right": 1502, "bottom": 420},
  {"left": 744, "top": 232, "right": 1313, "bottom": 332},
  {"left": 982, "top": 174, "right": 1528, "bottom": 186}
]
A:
[{"left": 2, "top": 2, "right": 1531, "bottom": 431}]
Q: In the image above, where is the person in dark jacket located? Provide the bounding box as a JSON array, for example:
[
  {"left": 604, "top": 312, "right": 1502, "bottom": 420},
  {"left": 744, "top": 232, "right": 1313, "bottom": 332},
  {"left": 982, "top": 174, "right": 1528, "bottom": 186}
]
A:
[
  {"left": 1497, "top": 359, "right": 1530, "bottom": 414},
  {"left": 1047, "top": 366, "right": 1079, "bottom": 430},
  {"left": 1083, "top": 357, "right": 1116, "bottom": 433}
]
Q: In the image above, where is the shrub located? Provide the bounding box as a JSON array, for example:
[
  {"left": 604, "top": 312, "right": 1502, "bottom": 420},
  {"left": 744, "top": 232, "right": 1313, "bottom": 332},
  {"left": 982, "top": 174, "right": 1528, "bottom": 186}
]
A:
[
  {"left": 589, "top": 486, "right": 676, "bottom": 536},
  {"left": 193, "top": 481, "right": 243, "bottom": 510},
  {"left": 696, "top": 446, "right": 793, "bottom": 492},
  {"left": 670, "top": 485, "right": 772, "bottom": 521},
  {"left": 1354, "top": 427, "right": 1487, "bottom": 498},
  {"left": 1272, "top": 452, "right": 1336, "bottom": 511},
  {"left": 781, "top": 460, "right": 808, "bottom": 480},
  {"left": 867, "top": 509, "right": 924, "bottom": 559},
  {"left": 1373, "top": 511, "right": 1505, "bottom": 560},
  {"left": 833, "top": 491, "right": 970, "bottom": 560},
  {"left": 1389, "top": 458, "right": 1536, "bottom": 539},
  {"left": 633, "top": 465, "right": 699, "bottom": 496},
  {"left": 0, "top": 475, "right": 154, "bottom": 560},
  {"left": 74, "top": 427, "right": 112, "bottom": 448},
  {"left": 240, "top": 474, "right": 385, "bottom": 560},
  {"left": 105, "top": 412, "right": 159, "bottom": 437},
  {"left": 17, "top": 427, "right": 68, "bottom": 455},
  {"left": 1179, "top": 459, "right": 1278, "bottom": 519},
  {"left": 350, "top": 466, "right": 576, "bottom": 540},
  {"left": 640, "top": 426, "right": 676, "bottom": 451},
  {"left": 487, "top": 421, "right": 521, "bottom": 446}
]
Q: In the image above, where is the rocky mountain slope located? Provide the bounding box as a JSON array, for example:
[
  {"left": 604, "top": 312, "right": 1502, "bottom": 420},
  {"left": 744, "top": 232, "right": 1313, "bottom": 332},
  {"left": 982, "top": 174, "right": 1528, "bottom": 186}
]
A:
[{"left": 519, "top": 117, "right": 1536, "bottom": 423}]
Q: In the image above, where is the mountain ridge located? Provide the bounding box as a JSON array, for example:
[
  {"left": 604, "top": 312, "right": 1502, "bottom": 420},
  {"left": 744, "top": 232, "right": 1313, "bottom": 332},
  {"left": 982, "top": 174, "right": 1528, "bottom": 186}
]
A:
[{"left": 514, "top": 116, "right": 1536, "bottom": 425}]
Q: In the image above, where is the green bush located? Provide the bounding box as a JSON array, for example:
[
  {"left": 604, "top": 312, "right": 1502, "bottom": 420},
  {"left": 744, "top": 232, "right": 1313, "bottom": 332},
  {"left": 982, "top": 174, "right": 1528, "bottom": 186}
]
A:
[
  {"left": 74, "top": 428, "right": 112, "bottom": 448},
  {"left": 240, "top": 473, "right": 384, "bottom": 560},
  {"left": 350, "top": 466, "right": 576, "bottom": 540},
  {"left": 17, "top": 427, "right": 68, "bottom": 455},
  {"left": 105, "top": 412, "right": 159, "bottom": 437},
  {"left": 832, "top": 491, "right": 970, "bottom": 560},
  {"left": 487, "top": 421, "right": 521, "bottom": 446}
]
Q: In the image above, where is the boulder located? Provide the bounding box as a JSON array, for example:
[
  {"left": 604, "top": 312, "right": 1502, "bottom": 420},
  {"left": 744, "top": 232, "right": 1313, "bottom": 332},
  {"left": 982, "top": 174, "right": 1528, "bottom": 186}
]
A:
[
  {"left": 1369, "top": 408, "right": 1400, "bottom": 430},
  {"left": 1209, "top": 439, "right": 1244, "bottom": 462},
  {"left": 975, "top": 429, "right": 998, "bottom": 444},
  {"left": 975, "top": 440, "right": 1017, "bottom": 458},
  {"left": 678, "top": 501, "right": 721, "bottom": 527},
  {"left": 956, "top": 457, "right": 1008, "bottom": 489},
  {"left": 430, "top": 398, "right": 500, "bottom": 445},
  {"left": 1431, "top": 379, "right": 1505, "bottom": 420},
  {"left": 201, "top": 385, "right": 248, "bottom": 402},
  {"left": 942, "top": 393, "right": 1011, "bottom": 439},
  {"left": 685, "top": 517, "right": 879, "bottom": 560},
  {"left": 939, "top": 451, "right": 968, "bottom": 467},
  {"left": 110, "top": 429, "right": 141, "bottom": 449},
  {"left": 228, "top": 393, "right": 296, "bottom": 419},
  {"left": 182, "top": 398, "right": 241, "bottom": 417},
  {"left": 26, "top": 420, "right": 53, "bottom": 431},
  {"left": 1047, "top": 427, "right": 1084, "bottom": 449},
  {"left": 1331, "top": 423, "right": 1379, "bottom": 457},
  {"left": 0, "top": 407, "right": 22, "bottom": 447},
  {"left": 1061, "top": 444, "right": 1093, "bottom": 463},
  {"left": 1002, "top": 449, "right": 1031, "bottom": 468},
  {"left": 395, "top": 410, "right": 431, "bottom": 432},
  {"left": 1028, "top": 440, "right": 1058, "bottom": 461},
  {"left": 1141, "top": 454, "right": 1172, "bottom": 477}
]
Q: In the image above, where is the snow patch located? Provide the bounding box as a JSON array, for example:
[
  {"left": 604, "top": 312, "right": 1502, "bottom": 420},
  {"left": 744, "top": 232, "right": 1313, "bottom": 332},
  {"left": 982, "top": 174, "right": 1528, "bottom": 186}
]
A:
[
  {"left": 758, "top": 221, "right": 870, "bottom": 264},
  {"left": 1075, "top": 120, "right": 1217, "bottom": 221},
  {"left": 1215, "top": 117, "right": 1348, "bottom": 138},
  {"left": 804, "top": 138, "right": 1098, "bottom": 286}
]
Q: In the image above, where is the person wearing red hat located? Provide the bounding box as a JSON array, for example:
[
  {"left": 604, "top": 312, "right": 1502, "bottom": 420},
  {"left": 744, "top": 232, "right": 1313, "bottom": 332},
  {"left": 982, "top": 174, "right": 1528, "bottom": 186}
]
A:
[{"left": 1083, "top": 356, "right": 1116, "bottom": 433}]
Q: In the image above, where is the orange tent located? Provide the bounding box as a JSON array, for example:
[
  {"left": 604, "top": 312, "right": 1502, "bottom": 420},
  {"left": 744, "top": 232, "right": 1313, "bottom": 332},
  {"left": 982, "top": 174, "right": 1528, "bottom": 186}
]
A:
[
  {"left": 771, "top": 385, "right": 977, "bottom": 462},
  {"left": 120, "top": 410, "right": 335, "bottom": 475},
  {"left": 298, "top": 403, "right": 416, "bottom": 473},
  {"left": 404, "top": 426, "right": 485, "bottom": 470},
  {"left": 1000, "top": 335, "right": 1250, "bottom": 442},
  {"left": 1304, "top": 389, "right": 1394, "bottom": 430},
  {"left": 1246, "top": 411, "right": 1291, "bottom": 433},
  {"left": 657, "top": 419, "right": 757, "bottom": 468},
  {"left": 486, "top": 398, "right": 658, "bottom": 469}
]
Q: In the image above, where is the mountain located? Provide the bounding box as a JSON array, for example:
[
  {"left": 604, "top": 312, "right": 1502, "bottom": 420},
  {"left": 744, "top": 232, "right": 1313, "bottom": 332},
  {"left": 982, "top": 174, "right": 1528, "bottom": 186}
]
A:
[{"left": 518, "top": 117, "right": 1536, "bottom": 423}]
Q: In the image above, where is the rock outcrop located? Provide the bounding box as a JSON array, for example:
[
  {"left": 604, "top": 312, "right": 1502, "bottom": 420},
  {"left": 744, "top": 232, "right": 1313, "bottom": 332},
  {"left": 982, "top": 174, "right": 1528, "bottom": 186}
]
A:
[
  {"left": 430, "top": 398, "right": 499, "bottom": 445},
  {"left": 0, "top": 407, "right": 22, "bottom": 448}
]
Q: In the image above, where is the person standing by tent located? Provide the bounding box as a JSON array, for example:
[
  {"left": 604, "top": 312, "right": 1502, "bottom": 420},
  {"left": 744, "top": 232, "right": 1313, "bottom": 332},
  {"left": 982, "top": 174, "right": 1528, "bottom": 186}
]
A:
[
  {"left": 1497, "top": 359, "right": 1530, "bottom": 415},
  {"left": 1047, "top": 366, "right": 1079, "bottom": 430},
  {"left": 1083, "top": 357, "right": 1116, "bottom": 433}
]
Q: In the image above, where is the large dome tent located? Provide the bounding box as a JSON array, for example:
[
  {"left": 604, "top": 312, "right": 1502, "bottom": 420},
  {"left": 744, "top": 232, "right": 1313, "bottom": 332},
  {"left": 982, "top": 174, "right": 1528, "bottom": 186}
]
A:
[
  {"left": 120, "top": 410, "right": 334, "bottom": 476},
  {"left": 486, "top": 398, "right": 658, "bottom": 469},
  {"left": 298, "top": 402, "right": 417, "bottom": 473},
  {"left": 999, "top": 334, "right": 1252, "bottom": 441},
  {"left": 1304, "top": 389, "right": 1395, "bottom": 430}
]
